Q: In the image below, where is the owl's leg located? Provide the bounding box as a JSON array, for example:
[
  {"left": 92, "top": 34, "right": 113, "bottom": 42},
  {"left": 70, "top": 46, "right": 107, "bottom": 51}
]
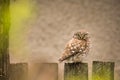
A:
[
  {"left": 76, "top": 53, "right": 81, "bottom": 57},
  {"left": 70, "top": 57, "right": 74, "bottom": 62},
  {"left": 65, "top": 57, "right": 74, "bottom": 63},
  {"left": 65, "top": 57, "right": 70, "bottom": 63},
  {"left": 74, "top": 53, "right": 82, "bottom": 62},
  {"left": 67, "top": 55, "right": 75, "bottom": 63}
]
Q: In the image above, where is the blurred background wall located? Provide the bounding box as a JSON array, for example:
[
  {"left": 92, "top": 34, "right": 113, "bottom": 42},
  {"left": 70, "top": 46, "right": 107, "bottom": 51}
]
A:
[{"left": 9, "top": 0, "right": 120, "bottom": 80}]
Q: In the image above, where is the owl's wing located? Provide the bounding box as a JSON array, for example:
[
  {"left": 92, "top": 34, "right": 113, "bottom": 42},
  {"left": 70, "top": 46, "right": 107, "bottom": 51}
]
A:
[{"left": 59, "top": 39, "right": 87, "bottom": 62}]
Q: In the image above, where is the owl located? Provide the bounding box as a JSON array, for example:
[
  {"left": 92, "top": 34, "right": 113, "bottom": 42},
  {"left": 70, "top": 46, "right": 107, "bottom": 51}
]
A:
[{"left": 59, "top": 31, "right": 89, "bottom": 63}]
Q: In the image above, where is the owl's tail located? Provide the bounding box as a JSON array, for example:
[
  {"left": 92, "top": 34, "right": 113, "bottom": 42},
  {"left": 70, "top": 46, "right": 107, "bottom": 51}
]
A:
[
  {"left": 58, "top": 58, "right": 64, "bottom": 63},
  {"left": 58, "top": 52, "right": 79, "bottom": 63}
]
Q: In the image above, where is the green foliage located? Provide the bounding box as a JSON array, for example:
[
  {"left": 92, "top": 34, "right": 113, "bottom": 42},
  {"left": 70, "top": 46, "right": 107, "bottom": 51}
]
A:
[
  {"left": 0, "top": 0, "right": 10, "bottom": 79},
  {"left": 0, "top": 0, "right": 10, "bottom": 55}
]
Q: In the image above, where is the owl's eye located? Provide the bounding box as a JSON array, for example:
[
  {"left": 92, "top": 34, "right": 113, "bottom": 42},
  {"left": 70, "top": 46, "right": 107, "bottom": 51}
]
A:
[
  {"left": 77, "top": 34, "right": 81, "bottom": 39},
  {"left": 83, "top": 34, "right": 88, "bottom": 40},
  {"left": 79, "top": 33, "right": 83, "bottom": 39}
]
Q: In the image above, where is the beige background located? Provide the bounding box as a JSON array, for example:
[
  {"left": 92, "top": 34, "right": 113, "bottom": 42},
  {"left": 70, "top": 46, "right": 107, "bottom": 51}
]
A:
[{"left": 9, "top": 0, "right": 120, "bottom": 80}]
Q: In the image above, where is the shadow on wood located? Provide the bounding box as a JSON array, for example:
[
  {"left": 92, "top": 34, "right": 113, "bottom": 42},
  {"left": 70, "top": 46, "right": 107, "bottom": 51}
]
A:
[{"left": 64, "top": 62, "right": 88, "bottom": 80}]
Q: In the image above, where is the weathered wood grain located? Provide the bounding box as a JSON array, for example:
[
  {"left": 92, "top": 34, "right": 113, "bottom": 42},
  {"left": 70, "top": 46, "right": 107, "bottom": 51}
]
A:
[
  {"left": 92, "top": 61, "right": 114, "bottom": 80},
  {"left": 9, "top": 63, "right": 28, "bottom": 80},
  {"left": 64, "top": 62, "right": 88, "bottom": 80},
  {"left": 29, "top": 63, "right": 58, "bottom": 80}
]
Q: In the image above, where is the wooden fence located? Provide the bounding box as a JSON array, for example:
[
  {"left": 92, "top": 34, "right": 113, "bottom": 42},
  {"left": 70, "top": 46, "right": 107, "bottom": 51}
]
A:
[{"left": 8, "top": 61, "right": 114, "bottom": 80}]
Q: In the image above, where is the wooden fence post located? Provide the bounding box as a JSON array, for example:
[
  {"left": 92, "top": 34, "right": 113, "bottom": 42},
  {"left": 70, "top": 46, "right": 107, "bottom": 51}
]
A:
[
  {"left": 31, "top": 63, "right": 58, "bottom": 80},
  {"left": 92, "top": 61, "right": 114, "bottom": 80},
  {"left": 64, "top": 62, "right": 88, "bottom": 80},
  {"left": 9, "top": 63, "right": 28, "bottom": 80}
]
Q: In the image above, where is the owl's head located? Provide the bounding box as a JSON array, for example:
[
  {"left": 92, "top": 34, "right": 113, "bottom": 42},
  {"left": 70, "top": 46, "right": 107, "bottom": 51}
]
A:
[{"left": 73, "top": 31, "right": 89, "bottom": 41}]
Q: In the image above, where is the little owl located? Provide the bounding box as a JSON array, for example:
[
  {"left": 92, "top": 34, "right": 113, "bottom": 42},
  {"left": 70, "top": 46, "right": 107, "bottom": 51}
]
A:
[{"left": 59, "top": 31, "right": 89, "bottom": 63}]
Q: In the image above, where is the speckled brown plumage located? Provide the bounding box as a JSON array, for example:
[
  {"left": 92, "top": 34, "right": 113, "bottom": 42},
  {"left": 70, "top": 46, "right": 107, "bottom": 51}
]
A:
[{"left": 59, "top": 31, "right": 89, "bottom": 63}]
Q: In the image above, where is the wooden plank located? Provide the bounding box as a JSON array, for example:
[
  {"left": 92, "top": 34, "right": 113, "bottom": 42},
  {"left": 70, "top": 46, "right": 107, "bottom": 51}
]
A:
[
  {"left": 9, "top": 63, "right": 28, "bottom": 80},
  {"left": 0, "top": 0, "right": 10, "bottom": 80},
  {"left": 32, "top": 63, "right": 58, "bottom": 80},
  {"left": 64, "top": 62, "right": 88, "bottom": 80},
  {"left": 92, "top": 61, "right": 114, "bottom": 80}
]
